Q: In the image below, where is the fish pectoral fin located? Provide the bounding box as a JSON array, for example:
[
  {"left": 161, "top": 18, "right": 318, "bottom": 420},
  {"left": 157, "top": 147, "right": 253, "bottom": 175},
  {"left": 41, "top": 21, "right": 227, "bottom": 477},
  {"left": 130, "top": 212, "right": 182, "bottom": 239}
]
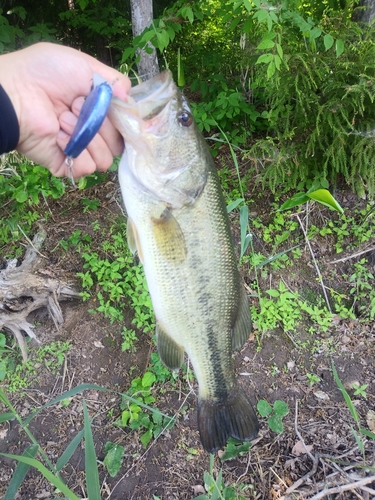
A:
[
  {"left": 151, "top": 206, "right": 186, "bottom": 264},
  {"left": 198, "top": 386, "right": 259, "bottom": 454},
  {"left": 127, "top": 218, "right": 144, "bottom": 263},
  {"left": 231, "top": 285, "right": 252, "bottom": 351},
  {"left": 156, "top": 323, "right": 184, "bottom": 370}
]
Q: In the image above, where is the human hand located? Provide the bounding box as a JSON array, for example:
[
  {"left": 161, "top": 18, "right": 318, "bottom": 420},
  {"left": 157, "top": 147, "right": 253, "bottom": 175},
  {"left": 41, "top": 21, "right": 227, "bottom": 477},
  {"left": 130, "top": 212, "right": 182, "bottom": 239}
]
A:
[{"left": 1, "top": 42, "right": 131, "bottom": 178}]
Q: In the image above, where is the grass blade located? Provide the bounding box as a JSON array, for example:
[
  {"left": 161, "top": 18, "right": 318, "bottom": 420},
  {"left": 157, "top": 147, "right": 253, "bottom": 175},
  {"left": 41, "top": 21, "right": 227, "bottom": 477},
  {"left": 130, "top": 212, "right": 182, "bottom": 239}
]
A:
[
  {"left": 23, "top": 383, "right": 172, "bottom": 426},
  {"left": 4, "top": 444, "right": 38, "bottom": 500},
  {"left": 331, "top": 361, "right": 359, "bottom": 423},
  {"left": 0, "top": 389, "right": 16, "bottom": 412},
  {"left": 56, "top": 428, "right": 85, "bottom": 472},
  {"left": 83, "top": 400, "right": 101, "bottom": 500},
  {"left": 0, "top": 453, "right": 79, "bottom": 500},
  {"left": 240, "top": 205, "right": 251, "bottom": 258},
  {"left": 226, "top": 198, "right": 244, "bottom": 213},
  {"left": 360, "top": 427, "right": 375, "bottom": 440},
  {"left": 0, "top": 412, "right": 16, "bottom": 423},
  {"left": 23, "top": 383, "right": 110, "bottom": 426},
  {"left": 351, "top": 425, "right": 365, "bottom": 453},
  {"left": 255, "top": 245, "right": 300, "bottom": 269}
]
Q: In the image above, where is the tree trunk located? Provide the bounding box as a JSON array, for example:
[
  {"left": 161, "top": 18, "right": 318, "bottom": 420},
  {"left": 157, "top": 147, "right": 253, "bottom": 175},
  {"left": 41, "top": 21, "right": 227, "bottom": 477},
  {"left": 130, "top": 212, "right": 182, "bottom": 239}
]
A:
[
  {"left": 130, "top": 0, "right": 160, "bottom": 81},
  {"left": 352, "top": 0, "right": 375, "bottom": 24}
]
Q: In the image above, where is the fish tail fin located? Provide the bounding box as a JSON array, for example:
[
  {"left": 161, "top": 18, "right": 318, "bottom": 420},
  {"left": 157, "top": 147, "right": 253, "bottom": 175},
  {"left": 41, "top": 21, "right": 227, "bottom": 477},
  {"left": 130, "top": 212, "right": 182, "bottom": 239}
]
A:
[{"left": 198, "top": 386, "right": 259, "bottom": 454}]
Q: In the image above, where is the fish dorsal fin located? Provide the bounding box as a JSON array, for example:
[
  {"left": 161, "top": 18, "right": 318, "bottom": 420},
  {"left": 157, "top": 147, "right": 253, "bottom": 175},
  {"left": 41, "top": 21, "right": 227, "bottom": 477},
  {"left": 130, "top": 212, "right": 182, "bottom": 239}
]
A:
[
  {"left": 151, "top": 205, "right": 186, "bottom": 264},
  {"left": 156, "top": 323, "right": 184, "bottom": 370},
  {"left": 127, "top": 218, "right": 144, "bottom": 263},
  {"left": 231, "top": 285, "right": 252, "bottom": 351}
]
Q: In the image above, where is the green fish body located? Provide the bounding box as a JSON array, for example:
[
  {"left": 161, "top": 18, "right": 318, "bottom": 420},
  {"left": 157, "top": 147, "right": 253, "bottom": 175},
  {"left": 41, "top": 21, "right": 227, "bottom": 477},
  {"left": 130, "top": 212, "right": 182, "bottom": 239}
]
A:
[{"left": 109, "top": 70, "right": 259, "bottom": 453}]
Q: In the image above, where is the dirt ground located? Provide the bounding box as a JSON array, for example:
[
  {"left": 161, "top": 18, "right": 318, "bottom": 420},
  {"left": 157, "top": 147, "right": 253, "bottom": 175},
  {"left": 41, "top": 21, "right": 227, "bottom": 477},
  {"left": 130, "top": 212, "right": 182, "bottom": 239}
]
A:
[{"left": 0, "top": 159, "right": 374, "bottom": 500}]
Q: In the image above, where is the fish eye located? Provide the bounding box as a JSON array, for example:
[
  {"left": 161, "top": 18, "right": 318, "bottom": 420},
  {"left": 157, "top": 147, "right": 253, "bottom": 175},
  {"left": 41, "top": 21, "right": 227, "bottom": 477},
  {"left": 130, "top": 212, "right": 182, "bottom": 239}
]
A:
[{"left": 178, "top": 111, "right": 193, "bottom": 127}]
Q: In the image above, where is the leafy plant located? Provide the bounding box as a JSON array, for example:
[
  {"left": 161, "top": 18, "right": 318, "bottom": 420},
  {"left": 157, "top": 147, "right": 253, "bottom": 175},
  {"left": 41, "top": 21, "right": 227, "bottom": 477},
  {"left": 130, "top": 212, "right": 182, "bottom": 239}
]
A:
[
  {"left": 306, "top": 373, "right": 321, "bottom": 386},
  {"left": 0, "top": 160, "right": 66, "bottom": 252},
  {"left": 118, "top": 371, "right": 174, "bottom": 448},
  {"left": 121, "top": 327, "right": 138, "bottom": 352},
  {"left": 352, "top": 383, "right": 368, "bottom": 399},
  {"left": 71, "top": 219, "right": 155, "bottom": 332},
  {"left": 257, "top": 399, "right": 289, "bottom": 433},
  {"left": 220, "top": 437, "right": 252, "bottom": 462},
  {"left": 245, "top": 13, "right": 375, "bottom": 195},
  {"left": 194, "top": 454, "right": 256, "bottom": 500},
  {"left": 103, "top": 441, "right": 125, "bottom": 477},
  {"left": 349, "top": 258, "right": 375, "bottom": 320},
  {"left": 252, "top": 280, "right": 302, "bottom": 332}
]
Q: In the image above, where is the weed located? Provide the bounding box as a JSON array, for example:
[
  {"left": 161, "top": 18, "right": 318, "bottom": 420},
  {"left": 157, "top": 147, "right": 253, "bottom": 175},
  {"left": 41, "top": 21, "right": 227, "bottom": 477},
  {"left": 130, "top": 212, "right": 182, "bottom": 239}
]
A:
[
  {"left": 220, "top": 437, "right": 252, "bottom": 462},
  {"left": 3, "top": 341, "right": 71, "bottom": 393},
  {"left": 349, "top": 258, "right": 375, "bottom": 320},
  {"left": 103, "top": 441, "right": 125, "bottom": 477},
  {"left": 34, "top": 341, "right": 71, "bottom": 373},
  {"left": 306, "top": 373, "right": 321, "bottom": 386},
  {"left": 194, "top": 454, "right": 256, "bottom": 500},
  {"left": 121, "top": 327, "right": 138, "bottom": 352},
  {"left": 118, "top": 371, "right": 174, "bottom": 447},
  {"left": 0, "top": 382, "right": 175, "bottom": 495},
  {"left": 257, "top": 399, "right": 289, "bottom": 434},
  {"left": 81, "top": 197, "right": 100, "bottom": 212},
  {"left": 331, "top": 361, "right": 375, "bottom": 456},
  {"left": 353, "top": 383, "right": 368, "bottom": 399},
  {"left": 73, "top": 220, "right": 155, "bottom": 333},
  {"left": 252, "top": 280, "right": 302, "bottom": 332}
]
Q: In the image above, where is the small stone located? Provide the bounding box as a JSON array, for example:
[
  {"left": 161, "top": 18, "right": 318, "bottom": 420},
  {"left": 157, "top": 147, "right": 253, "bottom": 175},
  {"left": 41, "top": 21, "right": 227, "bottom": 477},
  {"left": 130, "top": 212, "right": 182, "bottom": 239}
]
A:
[
  {"left": 313, "top": 390, "right": 330, "bottom": 400},
  {"left": 287, "top": 360, "right": 295, "bottom": 371}
]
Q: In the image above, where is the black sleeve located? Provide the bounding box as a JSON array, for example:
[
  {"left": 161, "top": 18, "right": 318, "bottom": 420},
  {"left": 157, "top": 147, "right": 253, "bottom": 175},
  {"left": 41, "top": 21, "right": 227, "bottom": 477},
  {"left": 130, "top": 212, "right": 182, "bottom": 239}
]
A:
[{"left": 0, "top": 84, "right": 20, "bottom": 154}]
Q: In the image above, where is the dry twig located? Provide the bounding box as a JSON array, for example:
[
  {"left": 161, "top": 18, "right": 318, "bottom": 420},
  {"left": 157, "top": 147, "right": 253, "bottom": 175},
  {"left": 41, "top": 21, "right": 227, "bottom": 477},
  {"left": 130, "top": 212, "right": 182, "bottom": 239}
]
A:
[
  {"left": 285, "top": 400, "right": 319, "bottom": 495},
  {"left": 329, "top": 245, "right": 375, "bottom": 264},
  {"left": 309, "top": 475, "right": 375, "bottom": 499}
]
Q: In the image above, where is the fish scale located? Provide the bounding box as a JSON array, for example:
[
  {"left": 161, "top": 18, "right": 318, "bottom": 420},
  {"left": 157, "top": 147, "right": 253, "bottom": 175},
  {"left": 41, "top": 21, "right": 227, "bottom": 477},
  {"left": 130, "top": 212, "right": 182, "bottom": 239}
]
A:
[{"left": 108, "top": 70, "right": 259, "bottom": 453}]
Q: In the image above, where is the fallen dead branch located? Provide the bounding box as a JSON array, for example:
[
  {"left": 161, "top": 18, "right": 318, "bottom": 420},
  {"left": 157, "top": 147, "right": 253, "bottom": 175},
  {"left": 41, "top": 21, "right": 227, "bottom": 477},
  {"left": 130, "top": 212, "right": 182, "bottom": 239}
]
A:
[
  {"left": 309, "top": 475, "right": 375, "bottom": 499},
  {"left": 329, "top": 244, "right": 375, "bottom": 264},
  {"left": 0, "top": 227, "right": 80, "bottom": 360}
]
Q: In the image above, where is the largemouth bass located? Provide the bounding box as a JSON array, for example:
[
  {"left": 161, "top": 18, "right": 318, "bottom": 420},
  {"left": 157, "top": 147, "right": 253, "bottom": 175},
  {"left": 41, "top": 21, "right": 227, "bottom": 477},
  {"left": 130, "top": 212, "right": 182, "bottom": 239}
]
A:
[{"left": 109, "top": 70, "right": 259, "bottom": 453}]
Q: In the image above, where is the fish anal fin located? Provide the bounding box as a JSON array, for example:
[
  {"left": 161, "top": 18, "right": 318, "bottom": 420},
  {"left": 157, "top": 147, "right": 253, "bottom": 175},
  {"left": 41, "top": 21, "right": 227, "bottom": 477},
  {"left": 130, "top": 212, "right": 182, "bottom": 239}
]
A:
[
  {"left": 151, "top": 207, "right": 186, "bottom": 264},
  {"left": 156, "top": 323, "right": 184, "bottom": 370},
  {"left": 127, "top": 218, "right": 144, "bottom": 263},
  {"left": 231, "top": 285, "right": 252, "bottom": 351},
  {"left": 197, "top": 386, "right": 259, "bottom": 454}
]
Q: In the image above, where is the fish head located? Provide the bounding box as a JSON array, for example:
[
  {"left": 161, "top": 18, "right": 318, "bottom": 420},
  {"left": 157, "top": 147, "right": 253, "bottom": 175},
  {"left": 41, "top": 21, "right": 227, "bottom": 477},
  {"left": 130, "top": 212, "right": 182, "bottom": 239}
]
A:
[{"left": 108, "top": 70, "right": 208, "bottom": 208}]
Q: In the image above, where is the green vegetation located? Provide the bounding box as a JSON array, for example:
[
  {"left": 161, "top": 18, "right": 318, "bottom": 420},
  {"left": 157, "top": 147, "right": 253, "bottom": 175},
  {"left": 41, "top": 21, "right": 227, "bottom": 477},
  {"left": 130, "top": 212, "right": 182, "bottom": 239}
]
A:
[
  {"left": 332, "top": 361, "right": 375, "bottom": 455},
  {"left": 257, "top": 399, "right": 289, "bottom": 433},
  {"left": 0, "top": 336, "right": 71, "bottom": 392},
  {"left": 193, "top": 454, "right": 256, "bottom": 500},
  {"left": 0, "top": 384, "right": 176, "bottom": 500},
  {"left": 118, "top": 370, "right": 175, "bottom": 448}
]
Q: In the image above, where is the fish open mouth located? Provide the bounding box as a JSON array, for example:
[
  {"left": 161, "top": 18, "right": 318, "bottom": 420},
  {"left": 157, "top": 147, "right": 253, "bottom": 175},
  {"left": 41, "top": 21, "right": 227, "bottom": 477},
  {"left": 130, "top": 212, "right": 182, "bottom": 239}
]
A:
[{"left": 127, "top": 70, "right": 176, "bottom": 121}]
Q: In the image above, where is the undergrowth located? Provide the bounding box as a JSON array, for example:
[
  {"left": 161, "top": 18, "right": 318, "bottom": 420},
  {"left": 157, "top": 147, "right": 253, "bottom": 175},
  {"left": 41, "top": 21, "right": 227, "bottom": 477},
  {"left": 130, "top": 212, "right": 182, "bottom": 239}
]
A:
[{"left": 246, "top": 20, "right": 375, "bottom": 196}]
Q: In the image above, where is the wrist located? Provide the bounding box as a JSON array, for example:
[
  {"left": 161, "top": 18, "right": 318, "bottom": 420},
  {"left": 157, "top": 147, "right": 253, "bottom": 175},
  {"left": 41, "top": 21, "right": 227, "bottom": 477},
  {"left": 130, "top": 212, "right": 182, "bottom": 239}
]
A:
[{"left": 0, "top": 51, "right": 24, "bottom": 150}]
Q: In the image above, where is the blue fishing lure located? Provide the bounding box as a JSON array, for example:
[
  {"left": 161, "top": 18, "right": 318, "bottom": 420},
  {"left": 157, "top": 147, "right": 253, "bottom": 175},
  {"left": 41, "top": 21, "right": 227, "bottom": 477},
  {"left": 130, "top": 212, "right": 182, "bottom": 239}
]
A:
[{"left": 64, "top": 77, "right": 113, "bottom": 159}]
